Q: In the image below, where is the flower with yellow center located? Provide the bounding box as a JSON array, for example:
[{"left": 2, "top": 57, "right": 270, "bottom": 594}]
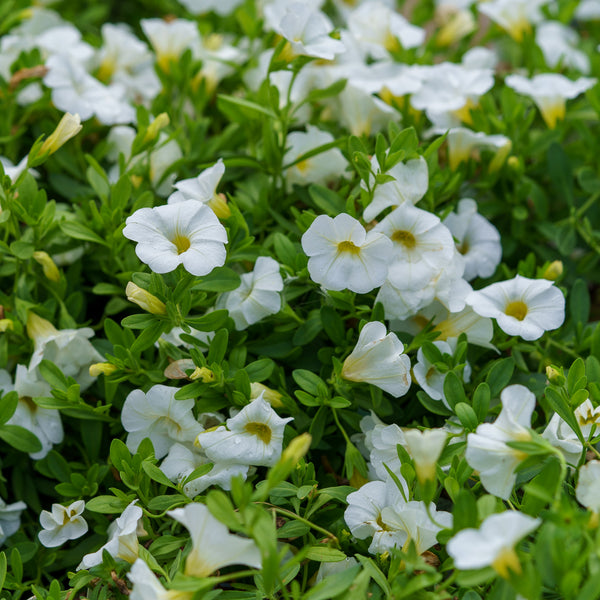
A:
[
  {"left": 447, "top": 512, "right": 541, "bottom": 578},
  {"left": 478, "top": 0, "right": 546, "bottom": 41},
  {"left": 466, "top": 384, "right": 536, "bottom": 499},
  {"left": 301, "top": 213, "right": 392, "bottom": 294},
  {"left": 466, "top": 275, "right": 565, "bottom": 341},
  {"left": 123, "top": 200, "right": 228, "bottom": 276}
]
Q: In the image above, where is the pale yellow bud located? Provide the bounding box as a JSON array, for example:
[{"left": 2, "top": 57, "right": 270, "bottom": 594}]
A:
[
  {"left": 488, "top": 140, "right": 512, "bottom": 173},
  {"left": 436, "top": 10, "right": 476, "bottom": 47},
  {"left": 144, "top": 113, "right": 170, "bottom": 143},
  {"left": 125, "top": 282, "right": 166, "bottom": 315},
  {"left": 26, "top": 312, "right": 57, "bottom": 343},
  {"left": 33, "top": 251, "right": 60, "bottom": 282},
  {"left": 39, "top": 113, "right": 82, "bottom": 156},
  {"left": 280, "top": 433, "right": 312, "bottom": 468},
  {"left": 208, "top": 193, "right": 231, "bottom": 219},
  {"left": 543, "top": 260, "right": 563, "bottom": 281},
  {"left": 89, "top": 362, "right": 119, "bottom": 377},
  {"left": 545, "top": 365, "right": 565, "bottom": 386},
  {"left": 0, "top": 319, "right": 13, "bottom": 332},
  {"left": 250, "top": 382, "right": 284, "bottom": 408},
  {"left": 190, "top": 366, "right": 215, "bottom": 382}
]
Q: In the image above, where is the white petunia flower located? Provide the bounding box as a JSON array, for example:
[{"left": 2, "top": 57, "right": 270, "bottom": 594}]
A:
[
  {"left": 443, "top": 198, "right": 502, "bottom": 281},
  {"left": 341, "top": 322, "right": 411, "bottom": 398},
  {"left": 121, "top": 385, "right": 203, "bottom": 458},
  {"left": 123, "top": 200, "right": 228, "bottom": 276},
  {"left": 301, "top": 213, "right": 392, "bottom": 294},
  {"left": 168, "top": 503, "right": 262, "bottom": 577},
  {"left": 447, "top": 511, "right": 541, "bottom": 577},
  {"left": 216, "top": 256, "right": 283, "bottom": 330},
  {"left": 576, "top": 461, "right": 600, "bottom": 512},
  {"left": 362, "top": 156, "right": 429, "bottom": 222},
  {"left": 466, "top": 384, "right": 536, "bottom": 499},
  {"left": 176, "top": 0, "right": 245, "bottom": 15},
  {"left": 195, "top": 394, "right": 293, "bottom": 467},
  {"left": 404, "top": 428, "right": 447, "bottom": 484},
  {"left": 0, "top": 498, "right": 27, "bottom": 546},
  {"left": 141, "top": 18, "right": 201, "bottom": 72},
  {"left": 168, "top": 159, "right": 225, "bottom": 205},
  {"left": 78, "top": 501, "right": 144, "bottom": 570},
  {"left": 128, "top": 558, "right": 185, "bottom": 600},
  {"left": 445, "top": 128, "right": 512, "bottom": 171},
  {"left": 535, "top": 22, "right": 590, "bottom": 74},
  {"left": 360, "top": 415, "right": 407, "bottom": 481},
  {"left": 38, "top": 501, "right": 88, "bottom": 548},
  {"left": 466, "top": 275, "right": 565, "bottom": 341},
  {"left": 478, "top": 0, "right": 548, "bottom": 41},
  {"left": 505, "top": 74, "right": 597, "bottom": 129}
]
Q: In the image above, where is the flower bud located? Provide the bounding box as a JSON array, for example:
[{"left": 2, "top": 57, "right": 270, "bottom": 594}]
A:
[
  {"left": 26, "top": 312, "right": 57, "bottom": 343},
  {"left": 190, "top": 366, "right": 215, "bottom": 382},
  {"left": 143, "top": 113, "right": 170, "bottom": 143},
  {"left": 39, "top": 113, "right": 82, "bottom": 156},
  {"left": 33, "top": 251, "right": 60, "bottom": 282},
  {"left": 250, "top": 382, "right": 283, "bottom": 408},
  {"left": 89, "top": 362, "right": 118, "bottom": 377},
  {"left": 125, "top": 282, "right": 166, "bottom": 315},
  {"left": 0, "top": 319, "right": 13, "bottom": 332},
  {"left": 543, "top": 260, "right": 563, "bottom": 281},
  {"left": 208, "top": 193, "right": 231, "bottom": 219},
  {"left": 545, "top": 365, "right": 566, "bottom": 386}
]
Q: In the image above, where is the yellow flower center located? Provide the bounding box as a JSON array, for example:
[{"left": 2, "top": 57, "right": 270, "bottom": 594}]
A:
[
  {"left": 457, "top": 240, "right": 470, "bottom": 255},
  {"left": 172, "top": 233, "right": 191, "bottom": 254},
  {"left": 491, "top": 547, "right": 522, "bottom": 579},
  {"left": 391, "top": 230, "right": 417, "bottom": 248},
  {"left": 244, "top": 422, "right": 272, "bottom": 445},
  {"left": 505, "top": 300, "right": 528, "bottom": 321},
  {"left": 337, "top": 240, "right": 361, "bottom": 255}
]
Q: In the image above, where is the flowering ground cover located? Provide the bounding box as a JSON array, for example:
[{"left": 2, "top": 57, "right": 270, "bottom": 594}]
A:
[{"left": 1, "top": 0, "right": 600, "bottom": 598}]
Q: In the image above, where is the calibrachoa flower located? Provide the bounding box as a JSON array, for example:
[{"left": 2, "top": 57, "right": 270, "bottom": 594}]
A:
[
  {"left": 0, "top": 498, "right": 27, "bottom": 546},
  {"left": 403, "top": 428, "right": 447, "bottom": 484},
  {"left": 576, "top": 461, "right": 600, "bottom": 512},
  {"left": 195, "top": 394, "right": 293, "bottom": 467},
  {"left": 466, "top": 275, "right": 565, "bottom": 341},
  {"left": 123, "top": 200, "right": 228, "bottom": 276},
  {"left": 447, "top": 511, "right": 541, "bottom": 577},
  {"left": 341, "top": 321, "right": 411, "bottom": 398},
  {"left": 466, "top": 384, "right": 536, "bottom": 499},
  {"left": 168, "top": 503, "right": 262, "bottom": 577},
  {"left": 38, "top": 501, "right": 87, "bottom": 548},
  {"left": 301, "top": 213, "right": 393, "bottom": 293},
  {"left": 129, "top": 558, "right": 192, "bottom": 600}
]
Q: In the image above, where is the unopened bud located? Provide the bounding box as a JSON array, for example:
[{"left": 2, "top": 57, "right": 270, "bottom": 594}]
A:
[
  {"left": 280, "top": 433, "right": 312, "bottom": 467},
  {"left": 144, "top": 113, "right": 170, "bottom": 143},
  {"left": 208, "top": 193, "right": 231, "bottom": 219},
  {"left": 250, "top": 382, "right": 284, "bottom": 408},
  {"left": 89, "top": 362, "right": 118, "bottom": 377},
  {"left": 33, "top": 251, "right": 60, "bottom": 282},
  {"left": 39, "top": 113, "right": 82, "bottom": 156},
  {"left": 543, "top": 260, "right": 563, "bottom": 281},
  {"left": 546, "top": 365, "right": 565, "bottom": 386},
  {"left": 0, "top": 319, "right": 13, "bottom": 332},
  {"left": 125, "top": 282, "right": 166, "bottom": 315},
  {"left": 190, "top": 366, "right": 215, "bottom": 382}
]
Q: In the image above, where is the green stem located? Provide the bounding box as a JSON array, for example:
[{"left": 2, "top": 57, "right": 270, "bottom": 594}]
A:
[{"left": 261, "top": 503, "right": 339, "bottom": 545}]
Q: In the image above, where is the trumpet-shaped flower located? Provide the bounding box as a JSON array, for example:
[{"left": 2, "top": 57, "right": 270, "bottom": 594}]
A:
[
  {"left": 301, "top": 213, "right": 392, "bottom": 293},
  {"left": 536, "top": 22, "right": 590, "bottom": 74},
  {"left": 447, "top": 511, "right": 541, "bottom": 577},
  {"left": 360, "top": 414, "right": 407, "bottom": 481},
  {"left": 78, "top": 501, "right": 144, "bottom": 570},
  {"left": 168, "top": 159, "right": 225, "bottom": 205},
  {"left": 505, "top": 74, "right": 597, "bottom": 128},
  {"left": 466, "top": 275, "right": 565, "bottom": 341},
  {"left": 121, "top": 385, "right": 203, "bottom": 458},
  {"left": 478, "top": 0, "right": 547, "bottom": 41},
  {"left": 446, "top": 128, "right": 512, "bottom": 171},
  {"left": 443, "top": 199, "right": 502, "bottom": 281},
  {"left": 123, "top": 200, "right": 228, "bottom": 276},
  {"left": 404, "top": 428, "right": 447, "bottom": 483},
  {"left": 141, "top": 18, "right": 201, "bottom": 72},
  {"left": 195, "top": 394, "right": 293, "bottom": 467},
  {"left": 0, "top": 498, "right": 27, "bottom": 546},
  {"left": 168, "top": 503, "right": 262, "bottom": 577},
  {"left": 216, "top": 257, "right": 284, "bottom": 330},
  {"left": 341, "top": 322, "right": 411, "bottom": 398},
  {"left": 466, "top": 384, "right": 536, "bottom": 499},
  {"left": 129, "top": 558, "right": 193, "bottom": 600},
  {"left": 38, "top": 501, "right": 88, "bottom": 548},
  {"left": 576, "top": 461, "right": 600, "bottom": 512}
]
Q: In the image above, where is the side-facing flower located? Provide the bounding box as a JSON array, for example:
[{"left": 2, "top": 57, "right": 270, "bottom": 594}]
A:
[
  {"left": 466, "top": 275, "right": 565, "bottom": 341},
  {"left": 168, "top": 503, "right": 262, "bottom": 577},
  {"left": 168, "top": 158, "right": 225, "bottom": 208},
  {"left": 39, "top": 112, "right": 82, "bottom": 156},
  {"left": 447, "top": 511, "right": 541, "bottom": 578},
  {"left": 195, "top": 394, "right": 293, "bottom": 467},
  {"left": 129, "top": 558, "right": 193, "bottom": 600},
  {"left": 0, "top": 497, "right": 27, "bottom": 546},
  {"left": 465, "top": 384, "right": 536, "bottom": 499},
  {"left": 341, "top": 321, "right": 411, "bottom": 398},
  {"left": 123, "top": 200, "right": 228, "bottom": 276},
  {"left": 301, "top": 214, "right": 393, "bottom": 294},
  {"left": 404, "top": 428, "right": 447, "bottom": 484},
  {"left": 576, "top": 461, "right": 600, "bottom": 512},
  {"left": 38, "top": 500, "right": 87, "bottom": 548}
]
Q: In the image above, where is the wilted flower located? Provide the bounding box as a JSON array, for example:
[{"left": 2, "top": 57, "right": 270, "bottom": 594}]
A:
[
  {"left": 341, "top": 321, "right": 411, "bottom": 398},
  {"left": 38, "top": 500, "right": 87, "bottom": 548}
]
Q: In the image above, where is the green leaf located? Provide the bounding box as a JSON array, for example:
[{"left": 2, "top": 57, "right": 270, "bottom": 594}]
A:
[
  {"left": 454, "top": 402, "right": 478, "bottom": 432},
  {"left": 245, "top": 359, "right": 274, "bottom": 382},
  {"left": 10, "top": 241, "right": 34, "bottom": 260},
  {"left": 547, "top": 142, "right": 573, "bottom": 206},
  {"left": 320, "top": 306, "right": 345, "bottom": 345},
  {"left": 86, "top": 495, "right": 130, "bottom": 514},
  {"left": 302, "top": 565, "right": 361, "bottom": 600},
  {"left": 486, "top": 358, "right": 515, "bottom": 397},
  {"left": 0, "top": 392, "right": 18, "bottom": 425},
  {"left": 217, "top": 94, "right": 277, "bottom": 120},
  {"left": 185, "top": 310, "right": 229, "bottom": 331},
  {"left": 0, "top": 425, "right": 42, "bottom": 453},
  {"left": 293, "top": 370, "right": 325, "bottom": 396},
  {"left": 60, "top": 220, "right": 108, "bottom": 246},
  {"left": 192, "top": 267, "right": 241, "bottom": 292},
  {"left": 570, "top": 279, "right": 590, "bottom": 327},
  {"left": 472, "top": 383, "right": 490, "bottom": 423},
  {"left": 305, "top": 547, "right": 347, "bottom": 562},
  {"left": 0, "top": 552, "right": 6, "bottom": 592},
  {"left": 443, "top": 371, "right": 466, "bottom": 410},
  {"left": 207, "top": 328, "right": 228, "bottom": 364},
  {"left": 273, "top": 233, "right": 298, "bottom": 268},
  {"left": 308, "top": 185, "right": 345, "bottom": 217},
  {"left": 545, "top": 386, "right": 584, "bottom": 443},
  {"left": 141, "top": 461, "right": 177, "bottom": 488}
]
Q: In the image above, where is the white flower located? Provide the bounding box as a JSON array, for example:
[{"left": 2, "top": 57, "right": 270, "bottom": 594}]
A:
[
  {"left": 38, "top": 500, "right": 87, "bottom": 548},
  {"left": 478, "top": 0, "right": 548, "bottom": 41},
  {"left": 466, "top": 384, "right": 536, "bottom": 499},
  {"left": 168, "top": 503, "right": 262, "bottom": 577},
  {"left": 216, "top": 257, "right": 284, "bottom": 330},
  {"left": 121, "top": 385, "right": 203, "bottom": 458},
  {"left": 536, "top": 22, "right": 590, "bottom": 74},
  {"left": 362, "top": 156, "right": 429, "bottom": 222},
  {"left": 447, "top": 511, "right": 541, "bottom": 577},
  {"left": 0, "top": 498, "right": 27, "bottom": 546},
  {"left": 301, "top": 213, "right": 392, "bottom": 293},
  {"left": 445, "top": 128, "right": 512, "bottom": 170},
  {"left": 404, "top": 428, "right": 447, "bottom": 483},
  {"left": 341, "top": 322, "right": 411, "bottom": 398},
  {"left": 505, "top": 74, "right": 597, "bottom": 129},
  {"left": 123, "top": 200, "right": 228, "bottom": 276},
  {"left": 283, "top": 126, "right": 347, "bottom": 191},
  {"left": 443, "top": 199, "right": 502, "bottom": 281},
  {"left": 195, "top": 394, "right": 293, "bottom": 467},
  {"left": 78, "top": 501, "right": 144, "bottom": 570},
  {"left": 361, "top": 415, "right": 407, "bottom": 481},
  {"left": 168, "top": 159, "right": 225, "bottom": 205},
  {"left": 141, "top": 18, "right": 201, "bottom": 72},
  {"left": 466, "top": 275, "right": 566, "bottom": 341},
  {"left": 27, "top": 312, "right": 104, "bottom": 392},
  {"left": 344, "top": 478, "right": 409, "bottom": 554},
  {"left": 176, "top": 0, "right": 245, "bottom": 16},
  {"left": 576, "top": 461, "right": 600, "bottom": 512},
  {"left": 129, "top": 558, "right": 186, "bottom": 600}
]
